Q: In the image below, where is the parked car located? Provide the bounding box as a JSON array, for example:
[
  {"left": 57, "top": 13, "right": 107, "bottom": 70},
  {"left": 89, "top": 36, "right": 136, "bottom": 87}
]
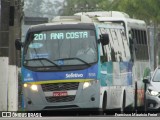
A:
[{"left": 143, "top": 66, "right": 160, "bottom": 111}]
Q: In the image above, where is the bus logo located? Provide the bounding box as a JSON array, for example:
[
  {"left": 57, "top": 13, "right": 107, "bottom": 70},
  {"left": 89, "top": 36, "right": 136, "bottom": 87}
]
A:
[
  {"left": 24, "top": 73, "right": 33, "bottom": 81},
  {"left": 66, "top": 73, "right": 83, "bottom": 78}
]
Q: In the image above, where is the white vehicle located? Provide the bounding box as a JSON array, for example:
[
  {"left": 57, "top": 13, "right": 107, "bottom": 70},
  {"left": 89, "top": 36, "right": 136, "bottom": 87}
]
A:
[
  {"left": 143, "top": 66, "right": 160, "bottom": 111},
  {"left": 15, "top": 11, "right": 149, "bottom": 113}
]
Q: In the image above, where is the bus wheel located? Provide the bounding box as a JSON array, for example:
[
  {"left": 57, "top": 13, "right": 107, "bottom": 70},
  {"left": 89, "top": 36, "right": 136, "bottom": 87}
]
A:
[
  {"left": 98, "top": 92, "right": 107, "bottom": 115},
  {"left": 121, "top": 91, "right": 126, "bottom": 113},
  {"left": 102, "top": 92, "right": 107, "bottom": 115},
  {"left": 134, "top": 81, "right": 138, "bottom": 112}
]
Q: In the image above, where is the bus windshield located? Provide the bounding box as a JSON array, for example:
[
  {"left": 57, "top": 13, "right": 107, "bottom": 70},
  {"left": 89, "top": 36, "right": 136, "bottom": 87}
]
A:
[{"left": 24, "top": 30, "right": 97, "bottom": 68}]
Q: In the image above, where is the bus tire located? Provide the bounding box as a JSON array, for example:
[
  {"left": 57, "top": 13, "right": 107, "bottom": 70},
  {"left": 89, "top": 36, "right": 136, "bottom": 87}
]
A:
[
  {"left": 100, "top": 92, "right": 107, "bottom": 115},
  {"left": 121, "top": 91, "right": 126, "bottom": 113},
  {"left": 134, "top": 81, "right": 138, "bottom": 112}
]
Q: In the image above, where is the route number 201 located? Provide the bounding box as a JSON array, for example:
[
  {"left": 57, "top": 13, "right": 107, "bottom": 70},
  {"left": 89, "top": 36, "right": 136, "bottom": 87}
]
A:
[{"left": 34, "top": 33, "right": 46, "bottom": 40}]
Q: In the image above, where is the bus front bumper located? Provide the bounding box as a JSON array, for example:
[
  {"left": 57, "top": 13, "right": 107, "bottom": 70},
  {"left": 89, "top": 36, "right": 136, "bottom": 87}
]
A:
[{"left": 23, "top": 82, "right": 101, "bottom": 111}]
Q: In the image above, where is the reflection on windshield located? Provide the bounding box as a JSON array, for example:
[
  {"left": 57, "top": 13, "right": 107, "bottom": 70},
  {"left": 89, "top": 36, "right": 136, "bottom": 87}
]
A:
[
  {"left": 54, "top": 57, "right": 91, "bottom": 66},
  {"left": 24, "top": 58, "right": 61, "bottom": 68},
  {"left": 153, "top": 69, "right": 160, "bottom": 82},
  {"left": 24, "top": 30, "right": 97, "bottom": 67}
]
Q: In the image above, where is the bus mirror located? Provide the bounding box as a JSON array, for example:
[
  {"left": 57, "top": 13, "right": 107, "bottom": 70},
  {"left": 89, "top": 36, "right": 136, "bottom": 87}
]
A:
[
  {"left": 15, "top": 39, "right": 23, "bottom": 50},
  {"left": 100, "top": 34, "right": 109, "bottom": 45}
]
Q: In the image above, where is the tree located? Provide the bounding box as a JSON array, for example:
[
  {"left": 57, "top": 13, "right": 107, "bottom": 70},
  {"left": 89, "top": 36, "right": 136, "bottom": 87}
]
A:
[
  {"left": 98, "top": 0, "right": 160, "bottom": 24},
  {"left": 61, "top": 0, "right": 102, "bottom": 15},
  {"left": 61, "top": 0, "right": 160, "bottom": 24},
  {"left": 24, "top": 0, "right": 63, "bottom": 20},
  {"left": 24, "top": 0, "right": 44, "bottom": 17}
]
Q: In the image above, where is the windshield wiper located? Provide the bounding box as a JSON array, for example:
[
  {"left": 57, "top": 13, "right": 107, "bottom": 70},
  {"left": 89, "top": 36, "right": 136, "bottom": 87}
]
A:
[
  {"left": 25, "top": 58, "right": 61, "bottom": 68},
  {"left": 56, "top": 57, "right": 91, "bottom": 66}
]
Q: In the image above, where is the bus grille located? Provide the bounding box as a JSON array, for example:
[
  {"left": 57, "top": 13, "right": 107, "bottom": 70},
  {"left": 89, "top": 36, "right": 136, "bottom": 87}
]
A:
[
  {"left": 45, "top": 96, "right": 76, "bottom": 103},
  {"left": 41, "top": 82, "right": 79, "bottom": 102},
  {"left": 41, "top": 82, "right": 79, "bottom": 91}
]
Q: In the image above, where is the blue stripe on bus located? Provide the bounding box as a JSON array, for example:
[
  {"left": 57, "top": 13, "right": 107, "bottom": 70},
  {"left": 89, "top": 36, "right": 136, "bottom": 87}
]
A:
[{"left": 22, "top": 64, "right": 98, "bottom": 82}]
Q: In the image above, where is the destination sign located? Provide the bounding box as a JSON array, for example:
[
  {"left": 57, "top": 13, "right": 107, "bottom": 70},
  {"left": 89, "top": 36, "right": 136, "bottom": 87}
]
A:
[{"left": 33, "top": 31, "right": 89, "bottom": 40}]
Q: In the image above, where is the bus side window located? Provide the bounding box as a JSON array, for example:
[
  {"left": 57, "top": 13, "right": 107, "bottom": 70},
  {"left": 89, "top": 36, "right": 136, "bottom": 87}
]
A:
[
  {"left": 100, "top": 43, "right": 108, "bottom": 63},
  {"left": 129, "top": 30, "right": 134, "bottom": 62},
  {"left": 98, "top": 27, "right": 109, "bottom": 63},
  {"left": 131, "top": 29, "right": 138, "bottom": 51}
]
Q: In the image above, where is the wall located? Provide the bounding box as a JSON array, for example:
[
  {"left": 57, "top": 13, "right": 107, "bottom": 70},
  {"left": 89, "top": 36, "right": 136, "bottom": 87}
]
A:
[
  {"left": 0, "top": 57, "right": 9, "bottom": 111},
  {"left": 0, "top": 0, "right": 21, "bottom": 111}
]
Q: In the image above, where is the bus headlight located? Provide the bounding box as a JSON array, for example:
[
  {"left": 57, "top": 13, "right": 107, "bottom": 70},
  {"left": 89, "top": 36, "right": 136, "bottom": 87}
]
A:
[
  {"left": 23, "top": 83, "right": 28, "bottom": 88},
  {"left": 30, "top": 84, "right": 38, "bottom": 91},
  {"left": 83, "top": 80, "right": 98, "bottom": 89},
  {"left": 83, "top": 82, "right": 91, "bottom": 89}
]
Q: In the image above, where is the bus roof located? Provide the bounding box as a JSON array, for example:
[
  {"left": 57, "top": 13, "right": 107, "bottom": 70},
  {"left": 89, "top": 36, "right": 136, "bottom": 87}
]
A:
[
  {"left": 28, "top": 14, "right": 125, "bottom": 31},
  {"left": 75, "top": 11, "right": 147, "bottom": 29},
  {"left": 27, "top": 23, "right": 96, "bottom": 32},
  {"left": 100, "top": 17, "right": 146, "bottom": 29},
  {"left": 75, "top": 11, "right": 130, "bottom": 18}
]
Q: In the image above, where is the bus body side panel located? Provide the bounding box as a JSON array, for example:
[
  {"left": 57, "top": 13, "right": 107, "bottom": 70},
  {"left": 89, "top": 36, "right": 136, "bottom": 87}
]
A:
[
  {"left": 100, "top": 62, "right": 133, "bottom": 109},
  {"left": 96, "top": 24, "right": 134, "bottom": 110}
]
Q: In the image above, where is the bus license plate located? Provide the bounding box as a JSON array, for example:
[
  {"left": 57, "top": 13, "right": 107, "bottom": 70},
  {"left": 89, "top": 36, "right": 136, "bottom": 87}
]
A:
[{"left": 53, "top": 91, "right": 68, "bottom": 97}]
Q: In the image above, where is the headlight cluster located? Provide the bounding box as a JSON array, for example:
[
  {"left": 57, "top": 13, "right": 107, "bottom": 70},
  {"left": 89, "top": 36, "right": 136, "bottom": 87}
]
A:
[
  {"left": 147, "top": 89, "right": 159, "bottom": 96},
  {"left": 23, "top": 83, "right": 38, "bottom": 91},
  {"left": 83, "top": 80, "right": 98, "bottom": 89}
]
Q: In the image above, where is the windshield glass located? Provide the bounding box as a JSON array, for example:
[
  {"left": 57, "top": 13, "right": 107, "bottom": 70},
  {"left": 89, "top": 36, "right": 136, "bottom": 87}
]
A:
[
  {"left": 153, "top": 69, "right": 160, "bottom": 82},
  {"left": 24, "top": 30, "right": 97, "bottom": 67}
]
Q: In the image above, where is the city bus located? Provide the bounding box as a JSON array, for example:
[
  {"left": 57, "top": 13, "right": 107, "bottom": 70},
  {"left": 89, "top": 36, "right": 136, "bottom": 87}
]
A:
[
  {"left": 15, "top": 12, "right": 147, "bottom": 112},
  {"left": 75, "top": 11, "right": 151, "bottom": 109}
]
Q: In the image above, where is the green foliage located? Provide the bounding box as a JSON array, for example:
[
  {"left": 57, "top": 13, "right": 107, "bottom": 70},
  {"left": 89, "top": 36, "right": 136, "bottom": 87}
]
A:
[
  {"left": 100, "top": 0, "right": 160, "bottom": 24},
  {"left": 24, "top": 0, "right": 63, "bottom": 20},
  {"left": 62, "top": 0, "right": 102, "bottom": 15},
  {"left": 62, "top": 0, "right": 160, "bottom": 24},
  {"left": 24, "top": 0, "right": 44, "bottom": 17}
]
